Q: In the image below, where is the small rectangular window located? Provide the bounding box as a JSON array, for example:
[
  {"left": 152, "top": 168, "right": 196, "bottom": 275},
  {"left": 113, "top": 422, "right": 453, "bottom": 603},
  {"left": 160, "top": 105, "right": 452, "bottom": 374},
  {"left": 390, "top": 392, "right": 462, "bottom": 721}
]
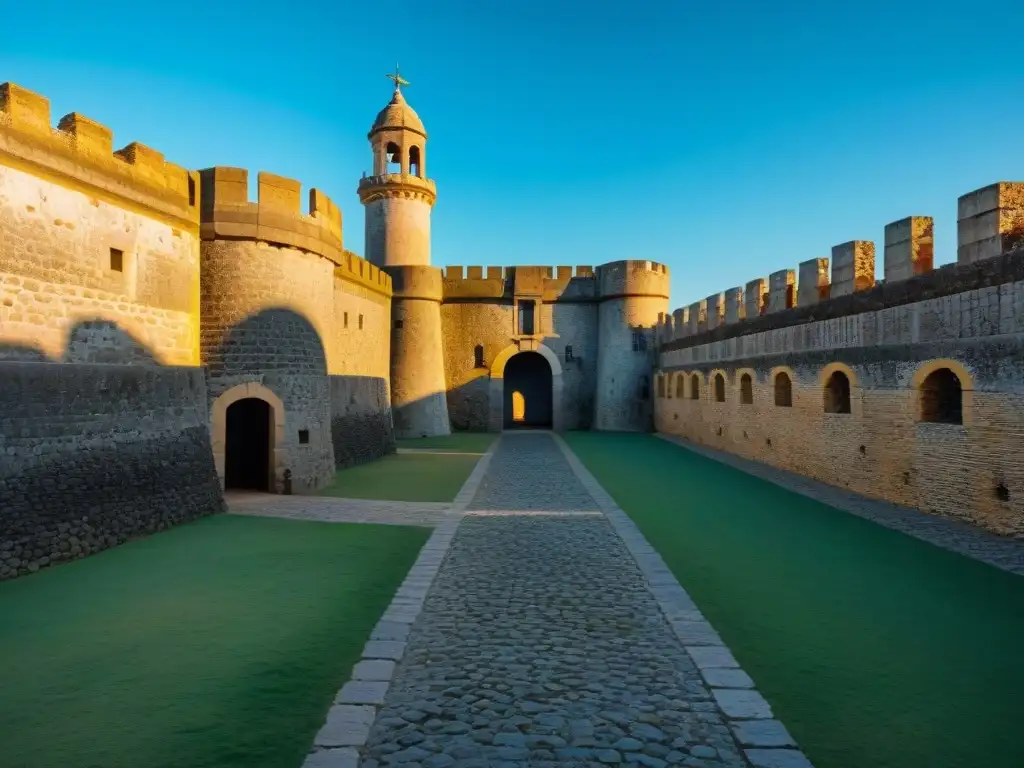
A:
[
  {"left": 109, "top": 247, "right": 124, "bottom": 272},
  {"left": 344, "top": 312, "right": 349, "bottom": 329},
  {"left": 632, "top": 330, "right": 648, "bottom": 352},
  {"left": 298, "top": 429, "right": 310, "bottom": 444},
  {"left": 519, "top": 300, "right": 535, "bottom": 335},
  {"left": 358, "top": 314, "right": 364, "bottom": 330},
  {"left": 394, "top": 319, "right": 403, "bottom": 329},
  {"left": 564, "top": 345, "right": 573, "bottom": 362}
]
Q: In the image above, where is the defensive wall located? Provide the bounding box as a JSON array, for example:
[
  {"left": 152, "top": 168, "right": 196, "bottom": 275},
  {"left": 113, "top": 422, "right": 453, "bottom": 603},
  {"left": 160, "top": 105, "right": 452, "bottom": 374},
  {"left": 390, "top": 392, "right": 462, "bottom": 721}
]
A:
[
  {"left": 653, "top": 181, "right": 1024, "bottom": 536},
  {"left": 440, "top": 261, "right": 669, "bottom": 432},
  {"left": 0, "top": 82, "right": 395, "bottom": 580},
  {"left": 198, "top": 166, "right": 394, "bottom": 492}
]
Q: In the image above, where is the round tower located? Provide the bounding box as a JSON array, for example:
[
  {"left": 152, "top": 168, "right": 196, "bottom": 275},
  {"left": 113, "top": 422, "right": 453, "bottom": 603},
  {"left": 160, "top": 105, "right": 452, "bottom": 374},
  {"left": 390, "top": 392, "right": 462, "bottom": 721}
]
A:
[
  {"left": 358, "top": 71, "right": 450, "bottom": 438},
  {"left": 594, "top": 260, "right": 671, "bottom": 431}
]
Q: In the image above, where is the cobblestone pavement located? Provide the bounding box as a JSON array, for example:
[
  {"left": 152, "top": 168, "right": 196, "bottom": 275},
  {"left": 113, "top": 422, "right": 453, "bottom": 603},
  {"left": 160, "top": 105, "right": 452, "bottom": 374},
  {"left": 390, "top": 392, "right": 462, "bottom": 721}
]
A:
[
  {"left": 225, "top": 492, "right": 448, "bottom": 528},
  {"left": 658, "top": 434, "right": 1024, "bottom": 576},
  {"left": 359, "top": 433, "right": 754, "bottom": 767}
]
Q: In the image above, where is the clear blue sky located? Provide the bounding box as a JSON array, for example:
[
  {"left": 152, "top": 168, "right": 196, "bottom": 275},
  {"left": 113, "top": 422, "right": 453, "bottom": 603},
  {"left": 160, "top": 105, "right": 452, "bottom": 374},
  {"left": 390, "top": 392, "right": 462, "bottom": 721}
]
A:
[{"left": 2, "top": 1, "right": 1023, "bottom": 308}]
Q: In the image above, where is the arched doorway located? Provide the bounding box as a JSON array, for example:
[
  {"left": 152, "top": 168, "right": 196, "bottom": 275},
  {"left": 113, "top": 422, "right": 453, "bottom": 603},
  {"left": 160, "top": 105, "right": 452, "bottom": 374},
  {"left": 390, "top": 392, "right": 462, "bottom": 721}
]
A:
[
  {"left": 224, "top": 397, "right": 272, "bottom": 490},
  {"left": 503, "top": 351, "right": 553, "bottom": 428}
]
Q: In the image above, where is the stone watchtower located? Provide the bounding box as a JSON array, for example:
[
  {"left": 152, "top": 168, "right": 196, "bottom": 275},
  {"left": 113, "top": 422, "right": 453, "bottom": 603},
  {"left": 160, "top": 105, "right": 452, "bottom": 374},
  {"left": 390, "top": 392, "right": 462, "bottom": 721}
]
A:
[{"left": 358, "top": 72, "right": 451, "bottom": 438}]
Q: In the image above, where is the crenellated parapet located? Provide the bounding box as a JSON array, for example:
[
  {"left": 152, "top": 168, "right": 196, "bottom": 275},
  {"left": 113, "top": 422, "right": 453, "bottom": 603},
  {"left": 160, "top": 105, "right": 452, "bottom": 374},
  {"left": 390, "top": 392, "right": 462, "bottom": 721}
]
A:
[
  {"left": 198, "top": 166, "right": 343, "bottom": 259},
  {"left": 441, "top": 264, "right": 598, "bottom": 302},
  {"left": 335, "top": 251, "right": 392, "bottom": 298},
  {"left": 0, "top": 82, "right": 198, "bottom": 229},
  {"left": 597, "top": 260, "right": 670, "bottom": 301},
  {"left": 657, "top": 181, "right": 1024, "bottom": 350}
]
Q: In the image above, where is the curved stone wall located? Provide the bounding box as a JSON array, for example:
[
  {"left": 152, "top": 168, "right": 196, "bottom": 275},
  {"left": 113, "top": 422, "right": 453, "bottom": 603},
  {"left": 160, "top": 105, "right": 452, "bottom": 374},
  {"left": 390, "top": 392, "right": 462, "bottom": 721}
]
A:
[{"left": 200, "top": 238, "right": 336, "bottom": 492}]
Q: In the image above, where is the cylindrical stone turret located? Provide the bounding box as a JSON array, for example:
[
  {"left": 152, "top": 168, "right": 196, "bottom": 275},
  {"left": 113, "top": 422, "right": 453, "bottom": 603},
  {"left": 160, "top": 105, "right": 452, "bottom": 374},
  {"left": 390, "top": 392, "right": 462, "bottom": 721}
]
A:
[
  {"left": 593, "top": 260, "right": 671, "bottom": 431},
  {"left": 358, "top": 78, "right": 450, "bottom": 438}
]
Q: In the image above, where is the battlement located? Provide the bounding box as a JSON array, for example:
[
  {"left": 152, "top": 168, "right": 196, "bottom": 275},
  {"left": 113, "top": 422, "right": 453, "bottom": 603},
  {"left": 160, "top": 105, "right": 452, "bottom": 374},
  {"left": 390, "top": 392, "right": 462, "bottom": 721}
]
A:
[
  {"left": 335, "top": 250, "right": 392, "bottom": 298},
  {"left": 658, "top": 181, "right": 1024, "bottom": 350},
  {"left": 596, "top": 260, "right": 671, "bottom": 300},
  {"left": 441, "top": 264, "right": 597, "bottom": 302},
  {"left": 0, "top": 82, "right": 197, "bottom": 228},
  {"left": 198, "top": 166, "right": 344, "bottom": 264},
  {"left": 440, "top": 261, "right": 670, "bottom": 302}
]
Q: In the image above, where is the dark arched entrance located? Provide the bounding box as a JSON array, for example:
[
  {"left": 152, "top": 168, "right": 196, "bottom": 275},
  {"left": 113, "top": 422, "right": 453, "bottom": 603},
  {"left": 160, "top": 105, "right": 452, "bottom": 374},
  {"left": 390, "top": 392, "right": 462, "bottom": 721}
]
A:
[
  {"left": 503, "top": 351, "right": 553, "bottom": 428},
  {"left": 225, "top": 397, "right": 272, "bottom": 490}
]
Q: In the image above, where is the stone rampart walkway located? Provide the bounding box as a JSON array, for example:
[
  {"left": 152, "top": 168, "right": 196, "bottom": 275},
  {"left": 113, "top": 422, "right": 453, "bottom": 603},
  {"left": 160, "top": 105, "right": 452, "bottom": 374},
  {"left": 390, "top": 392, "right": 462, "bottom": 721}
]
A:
[
  {"left": 305, "top": 433, "right": 811, "bottom": 768},
  {"left": 225, "top": 492, "right": 449, "bottom": 528}
]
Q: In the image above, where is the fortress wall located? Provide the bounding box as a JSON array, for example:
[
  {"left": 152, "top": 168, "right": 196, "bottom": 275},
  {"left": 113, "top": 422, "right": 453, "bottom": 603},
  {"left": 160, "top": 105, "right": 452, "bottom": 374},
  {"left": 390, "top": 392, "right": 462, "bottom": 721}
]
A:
[
  {"left": 440, "top": 265, "right": 601, "bottom": 431},
  {"left": 441, "top": 299, "right": 515, "bottom": 430},
  {"left": 594, "top": 261, "right": 670, "bottom": 431},
  {"left": 0, "top": 84, "right": 200, "bottom": 365},
  {"left": 655, "top": 184, "right": 1024, "bottom": 536},
  {"left": 200, "top": 237, "right": 337, "bottom": 493},
  {"left": 199, "top": 167, "right": 348, "bottom": 492},
  {"left": 0, "top": 362, "right": 223, "bottom": 581},
  {"left": 330, "top": 258, "right": 395, "bottom": 467}
]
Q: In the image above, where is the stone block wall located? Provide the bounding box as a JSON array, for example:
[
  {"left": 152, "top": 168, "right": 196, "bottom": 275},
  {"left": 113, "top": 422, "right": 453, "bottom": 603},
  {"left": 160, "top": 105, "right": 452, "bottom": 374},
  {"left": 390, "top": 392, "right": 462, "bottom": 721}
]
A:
[
  {"left": 654, "top": 183, "right": 1024, "bottom": 537},
  {"left": 0, "top": 362, "right": 224, "bottom": 581}
]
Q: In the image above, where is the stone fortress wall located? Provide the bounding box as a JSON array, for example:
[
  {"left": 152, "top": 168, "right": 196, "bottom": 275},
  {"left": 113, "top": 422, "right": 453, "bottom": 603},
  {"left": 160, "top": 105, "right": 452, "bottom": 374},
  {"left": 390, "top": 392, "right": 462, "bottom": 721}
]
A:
[
  {"left": 0, "top": 82, "right": 395, "bottom": 580},
  {"left": 441, "top": 261, "right": 669, "bottom": 433},
  {"left": 199, "top": 166, "right": 394, "bottom": 493},
  {"left": 653, "top": 182, "right": 1024, "bottom": 536}
]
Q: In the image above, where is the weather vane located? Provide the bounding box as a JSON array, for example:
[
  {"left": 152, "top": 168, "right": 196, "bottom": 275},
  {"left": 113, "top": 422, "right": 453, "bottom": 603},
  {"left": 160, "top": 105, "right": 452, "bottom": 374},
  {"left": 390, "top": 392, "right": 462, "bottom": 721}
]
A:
[{"left": 386, "top": 64, "right": 410, "bottom": 91}]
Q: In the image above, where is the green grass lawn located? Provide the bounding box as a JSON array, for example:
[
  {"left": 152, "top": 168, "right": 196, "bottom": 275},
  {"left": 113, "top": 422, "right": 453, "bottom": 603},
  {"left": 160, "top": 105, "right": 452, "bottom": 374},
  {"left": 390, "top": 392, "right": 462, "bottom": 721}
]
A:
[
  {"left": 0, "top": 514, "right": 429, "bottom": 768},
  {"left": 396, "top": 432, "right": 495, "bottom": 453},
  {"left": 565, "top": 431, "right": 1024, "bottom": 768},
  {"left": 320, "top": 452, "right": 482, "bottom": 502}
]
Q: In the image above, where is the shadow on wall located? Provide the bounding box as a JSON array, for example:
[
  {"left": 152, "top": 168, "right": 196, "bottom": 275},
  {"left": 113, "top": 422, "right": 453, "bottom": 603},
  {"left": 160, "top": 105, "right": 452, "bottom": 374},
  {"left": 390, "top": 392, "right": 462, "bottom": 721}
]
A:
[
  {"left": 0, "top": 319, "right": 161, "bottom": 365},
  {"left": 205, "top": 307, "right": 395, "bottom": 478},
  {"left": 0, "top": 319, "right": 223, "bottom": 582},
  {"left": 207, "top": 307, "right": 328, "bottom": 377}
]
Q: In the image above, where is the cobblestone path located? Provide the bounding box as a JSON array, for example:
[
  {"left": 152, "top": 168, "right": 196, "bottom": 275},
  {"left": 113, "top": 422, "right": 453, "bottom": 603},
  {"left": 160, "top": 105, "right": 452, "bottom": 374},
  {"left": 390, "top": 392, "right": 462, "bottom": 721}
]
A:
[{"left": 359, "top": 433, "right": 752, "bottom": 767}]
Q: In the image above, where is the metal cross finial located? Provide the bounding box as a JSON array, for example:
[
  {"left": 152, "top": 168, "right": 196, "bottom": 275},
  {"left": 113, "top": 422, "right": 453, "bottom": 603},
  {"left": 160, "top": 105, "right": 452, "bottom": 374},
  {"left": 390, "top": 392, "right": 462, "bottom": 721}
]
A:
[{"left": 386, "top": 64, "right": 410, "bottom": 91}]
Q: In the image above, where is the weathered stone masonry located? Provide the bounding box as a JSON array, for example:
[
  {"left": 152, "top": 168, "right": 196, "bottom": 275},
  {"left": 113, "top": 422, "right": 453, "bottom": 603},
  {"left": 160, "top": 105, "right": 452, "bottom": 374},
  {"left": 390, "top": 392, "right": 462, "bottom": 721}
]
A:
[
  {"left": 654, "top": 188, "right": 1024, "bottom": 537},
  {"left": 0, "top": 82, "right": 396, "bottom": 580}
]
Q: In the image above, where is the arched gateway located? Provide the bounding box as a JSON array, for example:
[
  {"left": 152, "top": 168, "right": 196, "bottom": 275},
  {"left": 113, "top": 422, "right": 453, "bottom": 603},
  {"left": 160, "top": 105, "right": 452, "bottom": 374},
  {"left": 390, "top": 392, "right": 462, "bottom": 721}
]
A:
[
  {"left": 503, "top": 351, "right": 553, "bottom": 428},
  {"left": 488, "top": 342, "right": 564, "bottom": 431}
]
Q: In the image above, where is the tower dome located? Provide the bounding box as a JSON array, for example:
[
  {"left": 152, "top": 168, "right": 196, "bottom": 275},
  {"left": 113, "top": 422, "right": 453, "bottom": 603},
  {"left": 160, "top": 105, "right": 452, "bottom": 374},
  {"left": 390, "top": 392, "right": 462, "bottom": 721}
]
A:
[{"left": 370, "top": 88, "right": 426, "bottom": 138}]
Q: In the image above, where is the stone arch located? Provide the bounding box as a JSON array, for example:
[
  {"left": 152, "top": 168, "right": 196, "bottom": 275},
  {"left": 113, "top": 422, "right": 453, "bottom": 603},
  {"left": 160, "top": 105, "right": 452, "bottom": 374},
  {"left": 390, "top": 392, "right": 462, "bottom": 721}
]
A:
[
  {"left": 210, "top": 382, "right": 286, "bottom": 492},
  {"left": 770, "top": 365, "right": 797, "bottom": 408},
  {"left": 820, "top": 362, "right": 859, "bottom": 416},
  {"left": 489, "top": 342, "right": 564, "bottom": 431},
  {"left": 709, "top": 368, "right": 728, "bottom": 403},
  {"left": 736, "top": 367, "right": 756, "bottom": 405},
  {"left": 912, "top": 359, "right": 974, "bottom": 427},
  {"left": 689, "top": 371, "right": 702, "bottom": 400},
  {"left": 675, "top": 373, "right": 685, "bottom": 399}
]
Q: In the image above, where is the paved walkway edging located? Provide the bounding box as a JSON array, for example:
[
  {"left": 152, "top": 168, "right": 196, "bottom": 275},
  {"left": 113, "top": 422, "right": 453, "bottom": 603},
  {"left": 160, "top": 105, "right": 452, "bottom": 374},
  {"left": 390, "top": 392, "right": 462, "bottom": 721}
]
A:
[
  {"left": 553, "top": 434, "right": 816, "bottom": 768},
  {"left": 301, "top": 437, "right": 501, "bottom": 768}
]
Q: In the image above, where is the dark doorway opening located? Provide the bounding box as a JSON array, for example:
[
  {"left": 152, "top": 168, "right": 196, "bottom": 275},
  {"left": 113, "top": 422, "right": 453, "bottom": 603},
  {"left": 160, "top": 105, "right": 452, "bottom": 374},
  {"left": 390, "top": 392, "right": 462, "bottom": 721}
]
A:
[
  {"left": 503, "top": 351, "right": 553, "bottom": 428},
  {"left": 225, "top": 397, "right": 272, "bottom": 490}
]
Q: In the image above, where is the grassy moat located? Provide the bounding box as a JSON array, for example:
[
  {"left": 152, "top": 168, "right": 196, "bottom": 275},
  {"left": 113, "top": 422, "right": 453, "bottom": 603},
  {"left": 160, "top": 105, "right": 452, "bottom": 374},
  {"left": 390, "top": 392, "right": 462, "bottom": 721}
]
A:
[{"left": 0, "top": 514, "right": 429, "bottom": 768}]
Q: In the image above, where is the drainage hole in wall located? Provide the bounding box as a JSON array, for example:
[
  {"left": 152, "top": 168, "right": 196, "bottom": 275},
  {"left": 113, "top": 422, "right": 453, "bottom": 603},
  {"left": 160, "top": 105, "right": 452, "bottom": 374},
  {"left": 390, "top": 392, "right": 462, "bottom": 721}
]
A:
[
  {"left": 902, "top": 471, "right": 911, "bottom": 485},
  {"left": 743, "top": 430, "right": 748, "bottom": 439},
  {"left": 859, "top": 445, "right": 866, "bottom": 455},
  {"left": 995, "top": 482, "right": 1010, "bottom": 502},
  {"left": 716, "top": 427, "right": 723, "bottom": 436},
  {"left": 765, "top": 438, "right": 772, "bottom": 447}
]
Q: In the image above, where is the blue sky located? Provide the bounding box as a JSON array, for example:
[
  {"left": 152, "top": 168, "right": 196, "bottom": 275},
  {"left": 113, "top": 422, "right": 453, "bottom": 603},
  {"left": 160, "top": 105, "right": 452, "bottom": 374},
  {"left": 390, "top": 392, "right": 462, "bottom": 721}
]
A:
[{"left": 2, "top": 1, "right": 1023, "bottom": 308}]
